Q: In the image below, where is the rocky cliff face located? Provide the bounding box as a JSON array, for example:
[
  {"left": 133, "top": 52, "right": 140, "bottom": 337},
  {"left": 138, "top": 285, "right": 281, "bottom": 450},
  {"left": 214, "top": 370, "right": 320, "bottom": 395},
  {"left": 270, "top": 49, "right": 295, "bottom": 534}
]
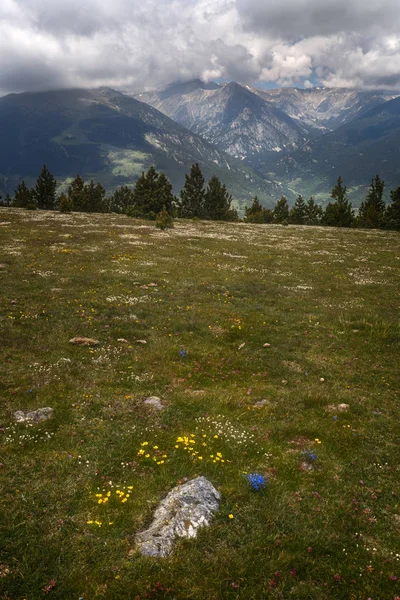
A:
[
  {"left": 251, "top": 86, "right": 400, "bottom": 132},
  {"left": 138, "top": 81, "right": 307, "bottom": 160}
]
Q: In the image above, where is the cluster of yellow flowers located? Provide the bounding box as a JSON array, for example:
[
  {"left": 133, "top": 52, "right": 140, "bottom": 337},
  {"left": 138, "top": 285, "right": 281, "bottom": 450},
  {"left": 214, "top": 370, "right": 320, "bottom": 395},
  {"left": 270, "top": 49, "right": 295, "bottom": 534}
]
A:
[
  {"left": 230, "top": 317, "right": 243, "bottom": 330},
  {"left": 86, "top": 520, "right": 114, "bottom": 527},
  {"left": 93, "top": 486, "right": 133, "bottom": 505},
  {"left": 137, "top": 441, "right": 167, "bottom": 465},
  {"left": 174, "top": 433, "right": 229, "bottom": 465},
  {"left": 175, "top": 433, "right": 205, "bottom": 461}
]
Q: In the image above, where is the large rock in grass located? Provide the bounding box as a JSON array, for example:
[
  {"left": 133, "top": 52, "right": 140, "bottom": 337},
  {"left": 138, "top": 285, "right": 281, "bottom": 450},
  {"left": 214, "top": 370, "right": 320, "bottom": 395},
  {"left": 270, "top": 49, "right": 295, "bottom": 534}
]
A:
[
  {"left": 135, "top": 476, "right": 220, "bottom": 557},
  {"left": 14, "top": 407, "right": 53, "bottom": 423}
]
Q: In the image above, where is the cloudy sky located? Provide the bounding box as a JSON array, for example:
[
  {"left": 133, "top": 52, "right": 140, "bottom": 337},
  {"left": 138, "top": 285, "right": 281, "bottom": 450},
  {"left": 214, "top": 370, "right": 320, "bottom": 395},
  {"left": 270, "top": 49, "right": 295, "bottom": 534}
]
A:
[{"left": 1, "top": 0, "right": 400, "bottom": 95}]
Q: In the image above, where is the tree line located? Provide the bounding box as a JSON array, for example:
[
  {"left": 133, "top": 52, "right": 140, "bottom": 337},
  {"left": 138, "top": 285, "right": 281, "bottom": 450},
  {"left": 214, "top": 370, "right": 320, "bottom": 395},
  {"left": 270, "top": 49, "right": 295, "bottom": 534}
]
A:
[
  {"left": 1, "top": 165, "right": 400, "bottom": 230},
  {"left": 0, "top": 163, "right": 238, "bottom": 224},
  {"left": 245, "top": 176, "right": 400, "bottom": 230}
]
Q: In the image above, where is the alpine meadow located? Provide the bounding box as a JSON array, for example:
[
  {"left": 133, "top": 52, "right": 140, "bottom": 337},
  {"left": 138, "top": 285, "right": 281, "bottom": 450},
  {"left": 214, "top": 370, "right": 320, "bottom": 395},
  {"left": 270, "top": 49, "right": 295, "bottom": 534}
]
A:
[
  {"left": 1, "top": 0, "right": 400, "bottom": 597},
  {"left": 1, "top": 207, "right": 399, "bottom": 599}
]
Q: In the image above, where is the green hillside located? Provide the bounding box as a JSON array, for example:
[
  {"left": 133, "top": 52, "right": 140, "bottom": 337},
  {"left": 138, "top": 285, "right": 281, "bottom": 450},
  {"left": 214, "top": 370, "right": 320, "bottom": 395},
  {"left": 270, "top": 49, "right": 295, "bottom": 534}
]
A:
[{"left": 0, "top": 88, "right": 286, "bottom": 209}]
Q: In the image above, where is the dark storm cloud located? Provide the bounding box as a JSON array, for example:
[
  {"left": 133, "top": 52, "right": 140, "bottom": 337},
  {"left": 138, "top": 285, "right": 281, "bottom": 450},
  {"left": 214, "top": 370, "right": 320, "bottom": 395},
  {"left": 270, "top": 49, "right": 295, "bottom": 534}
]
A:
[
  {"left": 0, "top": 0, "right": 400, "bottom": 95},
  {"left": 236, "top": 0, "right": 400, "bottom": 39}
]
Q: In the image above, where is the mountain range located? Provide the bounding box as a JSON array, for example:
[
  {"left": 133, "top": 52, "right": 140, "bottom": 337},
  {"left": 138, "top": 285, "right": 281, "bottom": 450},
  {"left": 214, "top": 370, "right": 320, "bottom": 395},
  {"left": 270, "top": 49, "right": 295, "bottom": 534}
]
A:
[
  {"left": 139, "top": 80, "right": 400, "bottom": 205},
  {"left": 0, "top": 87, "right": 283, "bottom": 210},
  {"left": 1, "top": 81, "right": 400, "bottom": 210}
]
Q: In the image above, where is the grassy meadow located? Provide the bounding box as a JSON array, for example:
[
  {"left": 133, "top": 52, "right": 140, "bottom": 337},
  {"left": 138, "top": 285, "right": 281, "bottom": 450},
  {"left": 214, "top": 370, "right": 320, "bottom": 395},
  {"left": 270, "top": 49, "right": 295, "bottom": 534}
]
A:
[{"left": 0, "top": 207, "right": 399, "bottom": 599}]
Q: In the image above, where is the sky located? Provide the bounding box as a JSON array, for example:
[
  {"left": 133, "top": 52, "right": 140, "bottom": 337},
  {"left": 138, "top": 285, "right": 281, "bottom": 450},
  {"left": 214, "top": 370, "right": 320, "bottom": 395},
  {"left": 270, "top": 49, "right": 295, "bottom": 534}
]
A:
[{"left": 1, "top": 0, "right": 400, "bottom": 96}]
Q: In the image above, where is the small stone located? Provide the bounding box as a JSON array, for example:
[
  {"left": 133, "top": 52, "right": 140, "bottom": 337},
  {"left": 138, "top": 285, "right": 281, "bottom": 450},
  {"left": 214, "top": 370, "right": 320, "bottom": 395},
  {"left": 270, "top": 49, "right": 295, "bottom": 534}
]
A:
[
  {"left": 263, "top": 343, "right": 271, "bottom": 348},
  {"left": 326, "top": 403, "right": 349, "bottom": 413},
  {"left": 136, "top": 340, "right": 147, "bottom": 344},
  {"left": 135, "top": 476, "right": 220, "bottom": 557},
  {"left": 185, "top": 389, "right": 205, "bottom": 396},
  {"left": 253, "top": 399, "right": 270, "bottom": 408},
  {"left": 300, "top": 462, "right": 314, "bottom": 472},
  {"left": 143, "top": 396, "right": 164, "bottom": 411},
  {"left": 14, "top": 407, "right": 53, "bottom": 423},
  {"left": 320, "top": 377, "right": 325, "bottom": 382},
  {"left": 69, "top": 337, "right": 99, "bottom": 346}
]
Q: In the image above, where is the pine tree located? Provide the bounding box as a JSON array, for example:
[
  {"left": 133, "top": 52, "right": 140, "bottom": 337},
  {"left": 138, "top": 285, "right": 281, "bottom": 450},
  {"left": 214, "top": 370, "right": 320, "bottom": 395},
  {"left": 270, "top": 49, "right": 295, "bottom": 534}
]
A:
[
  {"left": 130, "top": 167, "right": 174, "bottom": 219},
  {"left": 156, "top": 205, "right": 174, "bottom": 230},
  {"left": 322, "top": 176, "right": 354, "bottom": 227},
  {"left": 82, "top": 181, "right": 107, "bottom": 213},
  {"left": 109, "top": 186, "right": 135, "bottom": 213},
  {"left": 385, "top": 186, "right": 400, "bottom": 229},
  {"left": 273, "top": 196, "right": 289, "bottom": 223},
  {"left": 244, "top": 196, "right": 273, "bottom": 223},
  {"left": 203, "top": 175, "right": 237, "bottom": 221},
  {"left": 358, "top": 175, "right": 386, "bottom": 228},
  {"left": 289, "top": 195, "right": 307, "bottom": 224},
  {"left": 67, "top": 175, "right": 85, "bottom": 211},
  {"left": 13, "top": 181, "right": 34, "bottom": 208},
  {"left": 179, "top": 163, "right": 205, "bottom": 218},
  {"left": 59, "top": 194, "right": 73, "bottom": 213},
  {"left": 34, "top": 164, "right": 57, "bottom": 210},
  {"left": 156, "top": 173, "right": 174, "bottom": 216},
  {"left": 304, "top": 196, "right": 323, "bottom": 225},
  {"left": 3, "top": 193, "right": 12, "bottom": 207}
]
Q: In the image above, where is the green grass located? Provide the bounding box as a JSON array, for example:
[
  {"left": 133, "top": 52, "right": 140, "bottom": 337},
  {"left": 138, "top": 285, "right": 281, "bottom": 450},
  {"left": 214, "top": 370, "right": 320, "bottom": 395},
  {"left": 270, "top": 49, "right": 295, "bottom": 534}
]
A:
[{"left": 0, "top": 209, "right": 399, "bottom": 600}]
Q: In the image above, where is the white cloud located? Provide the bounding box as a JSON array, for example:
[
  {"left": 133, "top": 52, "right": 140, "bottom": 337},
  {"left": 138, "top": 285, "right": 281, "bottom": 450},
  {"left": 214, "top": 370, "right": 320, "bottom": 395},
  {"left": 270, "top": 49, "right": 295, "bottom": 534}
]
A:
[{"left": 0, "top": 0, "right": 400, "bottom": 95}]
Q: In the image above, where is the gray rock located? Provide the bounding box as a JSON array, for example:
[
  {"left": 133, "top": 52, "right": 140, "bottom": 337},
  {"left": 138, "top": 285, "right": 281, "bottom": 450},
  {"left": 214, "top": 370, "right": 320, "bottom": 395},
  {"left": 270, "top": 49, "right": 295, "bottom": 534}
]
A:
[
  {"left": 69, "top": 337, "right": 99, "bottom": 346},
  {"left": 14, "top": 407, "right": 53, "bottom": 423},
  {"left": 253, "top": 399, "right": 271, "bottom": 408},
  {"left": 143, "top": 396, "right": 164, "bottom": 411},
  {"left": 135, "top": 476, "right": 220, "bottom": 557}
]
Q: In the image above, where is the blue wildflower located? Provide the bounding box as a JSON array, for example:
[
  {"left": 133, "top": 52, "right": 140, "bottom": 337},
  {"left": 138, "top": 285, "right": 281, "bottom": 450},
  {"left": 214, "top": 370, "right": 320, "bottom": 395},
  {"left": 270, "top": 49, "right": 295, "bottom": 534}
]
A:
[
  {"left": 246, "top": 473, "right": 266, "bottom": 491},
  {"left": 179, "top": 349, "right": 187, "bottom": 358},
  {"left": 301, "top": 451, "right": 317, "bottom": 461}
]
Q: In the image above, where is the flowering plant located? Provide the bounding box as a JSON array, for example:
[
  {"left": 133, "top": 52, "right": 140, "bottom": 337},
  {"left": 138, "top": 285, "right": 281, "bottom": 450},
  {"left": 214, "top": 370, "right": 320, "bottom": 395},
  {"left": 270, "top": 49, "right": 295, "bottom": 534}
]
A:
[{"left": 246, "top": 473, "right": 266, "bottom": 491}]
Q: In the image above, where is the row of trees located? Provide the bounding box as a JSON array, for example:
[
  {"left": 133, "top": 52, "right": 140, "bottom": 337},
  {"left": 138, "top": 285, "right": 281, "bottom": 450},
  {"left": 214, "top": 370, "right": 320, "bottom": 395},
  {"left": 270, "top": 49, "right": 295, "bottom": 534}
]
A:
[
  {"left": 2, "top": 163, "right": 238, "bottom": 223},
  {"left": 245, "top": 176, "right": 400, "bottom": 230},
  {"left": 2, "top": 165, "right": 400, "bottom": 230}
]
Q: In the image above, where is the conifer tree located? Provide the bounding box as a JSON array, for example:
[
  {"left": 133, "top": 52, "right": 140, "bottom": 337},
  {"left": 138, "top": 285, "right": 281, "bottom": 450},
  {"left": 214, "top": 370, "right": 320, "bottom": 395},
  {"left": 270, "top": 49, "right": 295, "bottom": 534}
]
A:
[
  {"left": 203, "top": 175, "right": 237, "bottom": 221},
  {"left": 82, "top": 180, "right": 107, "bottom": 213},
  {"left": 109, "top": 186, "right": 135, "bottom": 214},
  {"left": 304, "top": 196, "right": 323, "bottom": 225},
  {"left": 59, "top": 194, "right": 73, "bottom": 213},
  {"left": 67, "top": 175, "right": 85, "bottom": 211},
  {"left": 156, "top": 173, "right": 174, "bottom": 216},
  {"left": 358, "top": 174, "right": 386, "bottom": 228},
  {"left": 179, "top": 163, "right": 205, "bottom": 218},
  {"left": 156, "top": 205, "right": 174, "bottom": 230},
  {"left": 244, "top": 196, "right": 273, "bottom": 223},
  {"left": 273, "top": 196, "right": 289, "bottom": 223},
  {"left": 34, "top": 164, "right": 57, "bottom": 210},
  {"left": 130, "top": 167, "right": 174, "bottom": 219},
  {"left": 385, "top": 186, "right": 400, "bottom": 229},
  {"left": 322, "top": 176, "right": 354, "bottom": 227},
  {"left": 13, "top": 181, "right": 34, "bottom": 208},
  {"left": 289, "top": 195, "right": 307, "bottom": 224}
]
